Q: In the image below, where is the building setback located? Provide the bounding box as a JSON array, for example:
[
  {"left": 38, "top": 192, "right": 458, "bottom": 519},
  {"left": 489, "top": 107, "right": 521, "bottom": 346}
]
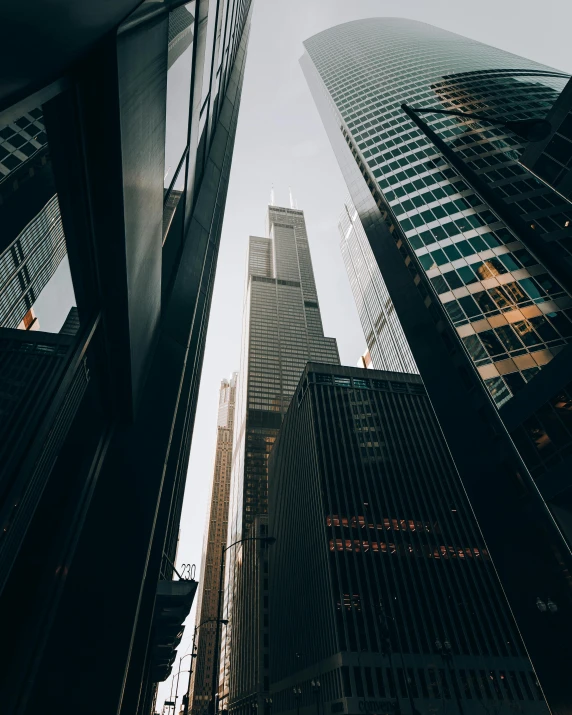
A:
[
  {"left": 269, "top": 363, "right": 548, "bottom": 715},
  {"left": 339, "top": 194, "right": 417, "bottom": 373},
  {"left": 301, "top": 19, "right": 572, "bottom": 711},
  {"left": 0, "top": 1, "right": 254, "bottom": 713},
  {"left": 189, "top": 374, "right": 238, "bottom": 715},
  {"left": 223, "top": 205, "right": 339, "bottom": 715}
]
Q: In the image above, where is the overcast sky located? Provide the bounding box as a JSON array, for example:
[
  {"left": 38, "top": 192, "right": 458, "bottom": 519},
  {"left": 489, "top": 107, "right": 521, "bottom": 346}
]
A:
[{"left": 157, "top": 0, "right": 572, "bottom": 708}]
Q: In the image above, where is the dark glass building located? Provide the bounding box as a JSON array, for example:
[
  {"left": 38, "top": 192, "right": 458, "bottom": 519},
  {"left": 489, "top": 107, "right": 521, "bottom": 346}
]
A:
[
  {"left": 301, "top": 18, "right": 572, "bottom": 711},
  {"left": 223, "top": 205, "right": 339, "bottom": 715},
  {"left": 269, "top": 363, "right": 548, "bottom": 715},
  {"left": 0, "top": 1, "right": 254, "bottom": 713}
]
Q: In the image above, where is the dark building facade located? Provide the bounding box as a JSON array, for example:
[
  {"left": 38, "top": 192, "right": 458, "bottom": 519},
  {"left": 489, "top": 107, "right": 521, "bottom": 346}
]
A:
[
  {"left": 269, "top": 363, "right": 548, "bottom": 715},
  {"left": 301, "top": 18, "right": 572, "bottom": 712},
  {"left": 0, "top": 1, "right": 254, "bottom": 714},
  {"left": 222, "top": 205, "right": 339, "bottom": 715},
  {"left": 520, "top": 76, "right": 572, "bottom": 202}
]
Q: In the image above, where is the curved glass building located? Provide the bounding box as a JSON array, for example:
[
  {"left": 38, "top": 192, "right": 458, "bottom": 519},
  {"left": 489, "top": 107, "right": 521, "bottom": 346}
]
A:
[
  {"left": 303, "top": 18, "right": 572, "bottom": 408},
  {"left": 301, "top": 18, "right": 572, "bottom": 714}
]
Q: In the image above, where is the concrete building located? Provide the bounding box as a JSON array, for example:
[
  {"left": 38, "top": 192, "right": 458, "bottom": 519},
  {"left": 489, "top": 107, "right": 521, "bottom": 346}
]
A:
[{"left": 189, "top": 374, "right": 238, "bottom": 715}]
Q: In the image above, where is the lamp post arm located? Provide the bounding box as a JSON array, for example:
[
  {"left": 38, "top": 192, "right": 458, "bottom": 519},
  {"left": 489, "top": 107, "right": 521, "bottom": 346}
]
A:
[{"left": 224, "top": 535, "right": 264, "bottom": 554}]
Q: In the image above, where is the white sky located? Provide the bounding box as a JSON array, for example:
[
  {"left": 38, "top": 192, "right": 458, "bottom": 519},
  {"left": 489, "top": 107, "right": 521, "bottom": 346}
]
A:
[{"left": 157, "top": 0, "right": 572, "bottom": 710}]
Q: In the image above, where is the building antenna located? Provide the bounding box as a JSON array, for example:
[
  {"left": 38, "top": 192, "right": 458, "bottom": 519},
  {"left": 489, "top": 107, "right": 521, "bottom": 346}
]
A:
[
  {"left": 270, "top": 184, "right": 275, "bottom": 206},
  {"left": 289, "top": 186, "right": 294, "bottom": 209}
]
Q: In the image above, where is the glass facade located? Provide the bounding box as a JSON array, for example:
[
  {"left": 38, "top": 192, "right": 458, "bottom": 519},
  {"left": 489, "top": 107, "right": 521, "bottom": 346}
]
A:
[
  {"left": 223, "top": 205, "right": 339, "bottom": 715},
  {"left": 339, "top": 194, "right": 417, "bottom": 373},
  {"left": 0, "top": 0, "right": 254, "bottom": 710},
  {"left": 302, "top": 18, "right": 572, "bottom": 408},
  {"left": 269, "top": 364, "right": 547, "bottom": 715},
  {"left": 0, "top": 106, "right": 74, "bottom": 332}
]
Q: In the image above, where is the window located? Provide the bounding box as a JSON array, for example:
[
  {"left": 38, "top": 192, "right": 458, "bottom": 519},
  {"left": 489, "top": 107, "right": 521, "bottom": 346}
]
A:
[
  {"left": 479, "top": 330, "right": 506, "bottom": 357},
  {"left": 334, "top": 376, "right": 351, "bottom": 387},
  {"left": 443, "top": 270, "right": 463, "bottom": 290}
]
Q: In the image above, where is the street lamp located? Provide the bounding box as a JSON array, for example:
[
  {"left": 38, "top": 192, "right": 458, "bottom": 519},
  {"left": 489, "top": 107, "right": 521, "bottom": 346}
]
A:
[
  {"left": 311, "top": 679, "right": 321, "bottom": 715},
  {"left": 293, "top": 686, "right": 302, "bottom": 715},
  {"left": 402, "top": 105, "right": 551, "bottom": 142},
  {"left": 536, "top": 597, "right": 558, "bottom": 613},
  {"left": 400, "top": 103, "right": 572, "bottom": 298},
  {"left": 210, "top": 535, "right": 277, "bottom": 715},
  {"left": 183, "top": 617, "right": 229, "bottom": 715}
]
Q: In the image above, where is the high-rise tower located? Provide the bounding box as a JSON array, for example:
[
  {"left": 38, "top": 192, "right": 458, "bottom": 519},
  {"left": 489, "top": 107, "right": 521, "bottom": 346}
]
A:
[
  {"left": 301, "top": 18, "right": 572, "bottom": 711},
  {"left": 222, "top": 204, "right": 339, "bottom": 715},
  {"left": 189, "top": 374, "right": 237, "bottom": 715},
  {"left": 269, "top": 363, "right": 548, "bottom": 715},
  {"left": 339, "top": 194, "right": 417, "bottom": 373}
]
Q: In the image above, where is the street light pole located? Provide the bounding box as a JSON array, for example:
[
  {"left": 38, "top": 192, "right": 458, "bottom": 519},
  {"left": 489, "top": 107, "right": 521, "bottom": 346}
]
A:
[
  {"left": 183, "top": 618, "right": 229, "bottom": 715},
  {"left": 311, "top": 679, "right": 321, "bottom": 715},
  {"left": 400, "top": 102, "right": 572, "bottom": 298},
  {"left": 210, "top": 535, "right": 276, "bottom": 715}
]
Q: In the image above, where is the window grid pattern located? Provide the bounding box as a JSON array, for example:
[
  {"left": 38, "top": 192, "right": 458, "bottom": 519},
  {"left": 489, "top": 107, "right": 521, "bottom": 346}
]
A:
[
  {"left": 339, "top": 194, "right": 418, "bottom": 374},
  {"left": 269, "top": 365, "right": 546, "bottom": 714},
  {"left": 303, "top": 18, "right": 572, "bottom": 407},
  {"left": 0, "top": 194, "right": 66, "bottom": 328},
  {"left": 0, "top": 108, "right": 46, "bottom": 179}
]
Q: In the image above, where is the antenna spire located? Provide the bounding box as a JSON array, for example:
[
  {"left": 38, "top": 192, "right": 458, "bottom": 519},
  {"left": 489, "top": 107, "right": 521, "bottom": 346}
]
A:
[
  {"left": 289, "top": 186, "right": 294, "bottom": 209},
  {"left": 270, "top": 184, "right": 275, "bottom": 206}
]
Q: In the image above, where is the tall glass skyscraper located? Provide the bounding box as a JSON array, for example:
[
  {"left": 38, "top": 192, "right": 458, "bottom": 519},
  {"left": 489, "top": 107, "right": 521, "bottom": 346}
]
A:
[
  {"left": 302, "top": 18, "right": 572, "bottom": 409},
  {"left": 222, "top": 204, "right": 339, "bottom": 715},
  {"left": 339, "top": 194, "right": 417, "bottom": 373},
  {"left": 301, "top": 19, "right": 572, "bottom": 712},
  {"left": 189, "top": 374, "right": 237, "bottom": 715}
]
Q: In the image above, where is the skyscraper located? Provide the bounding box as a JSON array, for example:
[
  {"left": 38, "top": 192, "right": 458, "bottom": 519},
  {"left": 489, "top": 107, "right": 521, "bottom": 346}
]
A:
[
  {"left": 223, "top": 204, "right": 339, "bottom": 715},
  {"left": 269, "top": 363, "right": 548, "bottom": 715},
  {"left": 301, "top": 18, "right": 572, "bottom": 711},
  {"left": 339, "top": 194, "right": 417, "bottom": 373},
  {"left": 189, "top": 374, "right": 237, "bottom": 715},
  {"left": 0, "top": 0, "right": 254, "bottom": 712},
  {"left": 0, "top": 192, "right": 67, "bottom": 329},
  {"left": 0, "top": 107, "right": 69, "bottom": 331}
]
